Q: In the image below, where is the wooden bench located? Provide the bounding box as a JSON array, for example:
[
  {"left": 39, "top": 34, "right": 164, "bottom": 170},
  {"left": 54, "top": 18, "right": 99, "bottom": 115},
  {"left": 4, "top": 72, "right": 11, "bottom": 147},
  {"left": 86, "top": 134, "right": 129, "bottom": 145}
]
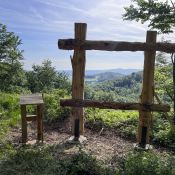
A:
[{"left": 20, "top": 94, "right": 44, "bottom": 143}]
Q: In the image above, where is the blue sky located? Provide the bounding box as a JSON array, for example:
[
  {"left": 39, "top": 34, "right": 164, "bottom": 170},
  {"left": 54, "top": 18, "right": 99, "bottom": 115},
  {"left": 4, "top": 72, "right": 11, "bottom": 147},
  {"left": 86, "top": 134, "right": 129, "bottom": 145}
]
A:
[{"left": 0, "top": 0, "right": 174, "bottom": 70}]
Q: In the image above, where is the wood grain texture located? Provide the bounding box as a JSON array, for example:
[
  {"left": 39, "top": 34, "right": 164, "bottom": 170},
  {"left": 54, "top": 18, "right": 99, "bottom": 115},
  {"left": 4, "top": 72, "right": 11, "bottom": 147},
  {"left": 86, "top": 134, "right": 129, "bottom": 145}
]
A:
[
  {"left": 21, "top": 105, "right": 27, "bottom": 143},
  {"left": 20, "top": 94, "right": 44, "bottom": 105},
  {"left": 71, "top": 23, "right": 87, "bottom": 135},
  {"left": 20, "top": 94, "right": 44, "bottom": 143},
  {"left": 58, "top": 39, "right": 175, "bottom": 53},
  {"left": 37, "top": 104, "right": 43, "bottom": 141},
  {"left": 60, "top": 99, "right": 170, "bottom": 112},
  {"left": 138, "top": 31, "right": 157, "bottom": 146}
]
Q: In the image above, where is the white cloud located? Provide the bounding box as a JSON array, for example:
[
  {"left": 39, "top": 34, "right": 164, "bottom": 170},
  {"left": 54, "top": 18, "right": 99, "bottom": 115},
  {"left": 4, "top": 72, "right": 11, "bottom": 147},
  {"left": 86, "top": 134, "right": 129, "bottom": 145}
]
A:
[{"left": 1, "top": 0, "right": 174, "bottom": 70}]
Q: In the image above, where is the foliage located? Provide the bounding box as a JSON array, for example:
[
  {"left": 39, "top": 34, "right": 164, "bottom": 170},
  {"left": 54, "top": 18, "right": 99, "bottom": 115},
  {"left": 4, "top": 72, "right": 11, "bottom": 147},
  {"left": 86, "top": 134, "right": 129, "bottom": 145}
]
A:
[
  {"left": 0, "top": 142, "right": 174, "bottom": 175},
  {"left": 155, "top": 52, "right": 173, "bottom": 103},
  {"left": 26, "top": 60, "right": 71, "bottom": 93},
  {"left": 152, "top": 112, "right": 175, "bottom": 147},
  {"left": 0, "top": 93, "right": 20, "bottom": 140},
  {"left": 0, "top": 23, "right": 26, "bottom": 92},
  {"left": 123, "top": 0, "right": 175, "bottom": 33},
  {"left": 85, "top": 71, "right": 142, "bottom": 102},
  {"left": 0, "top": 144, "right": 119, "bottom": 175},
  {"left": 86, "top": 109, "right": 138, "bottom": 138},
  {"left": 86, "top": 108, "right": 175, "bottom": 147},
  {"left": 43, "top": 89, "right": 70, "bottom": 122},
  {"left": 0, "top": 90, "right": 70, "bottom": 141},
  {"left": 124, "top": 151, "right": 175, "bottom": 175}
]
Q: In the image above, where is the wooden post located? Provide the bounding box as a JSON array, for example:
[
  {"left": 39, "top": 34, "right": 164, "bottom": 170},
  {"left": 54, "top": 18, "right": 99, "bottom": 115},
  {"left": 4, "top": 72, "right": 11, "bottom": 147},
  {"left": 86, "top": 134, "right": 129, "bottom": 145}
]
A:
[
  {"left": 21, "top": 105, "right": 27, "bottom": 143},
  {"left": 74, "top": 119, "right": 80, "bottom": 141},
  {"left": 138, "top": 31, "right": 157, "bottom": 147},
  {"left": 71, "top": 23, "right": 87, "bottom": 136},
  {"left": 37, "top": 104, "right": 43, "bottom": 142}
]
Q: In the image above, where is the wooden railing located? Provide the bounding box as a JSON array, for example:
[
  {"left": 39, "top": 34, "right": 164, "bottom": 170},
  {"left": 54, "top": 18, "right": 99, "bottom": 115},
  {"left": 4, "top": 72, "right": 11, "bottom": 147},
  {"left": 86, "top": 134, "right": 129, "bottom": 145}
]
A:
[{"left": 58, "top": 23, "right": 174, "bottom": 148}]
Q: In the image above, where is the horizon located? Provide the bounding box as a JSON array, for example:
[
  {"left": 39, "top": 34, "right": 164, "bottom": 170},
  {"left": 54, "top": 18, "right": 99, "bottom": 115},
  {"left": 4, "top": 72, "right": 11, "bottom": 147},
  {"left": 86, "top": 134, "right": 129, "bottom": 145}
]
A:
[
  {"left": 57, "top": 68, "right": 142, "bottom": 71},
  {"left": 1, "top": 0, "right": 174, "bottom": 70}
]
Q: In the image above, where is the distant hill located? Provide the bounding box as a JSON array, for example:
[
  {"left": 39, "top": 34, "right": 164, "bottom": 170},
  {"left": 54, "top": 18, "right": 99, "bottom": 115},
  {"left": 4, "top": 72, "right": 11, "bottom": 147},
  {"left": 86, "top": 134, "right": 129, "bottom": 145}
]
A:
[
  {"left": 89, "top": 71, "right": 143, "bottom": 102},
  {"left": 102, "top": 68, "right": 142, "bottom": 75},
  {"left": 59, "top": 68, "right": 142, "bottom": 77},
  {"left": 86, "top": 72, "right": 123, "bottom": 82}
]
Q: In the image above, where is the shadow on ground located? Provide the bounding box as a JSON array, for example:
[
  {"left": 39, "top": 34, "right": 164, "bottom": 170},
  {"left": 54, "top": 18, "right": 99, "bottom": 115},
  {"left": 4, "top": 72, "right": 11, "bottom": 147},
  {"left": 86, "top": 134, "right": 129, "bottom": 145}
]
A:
[{"left": 0, "top": 141, "right": 119, "bottom": 175}]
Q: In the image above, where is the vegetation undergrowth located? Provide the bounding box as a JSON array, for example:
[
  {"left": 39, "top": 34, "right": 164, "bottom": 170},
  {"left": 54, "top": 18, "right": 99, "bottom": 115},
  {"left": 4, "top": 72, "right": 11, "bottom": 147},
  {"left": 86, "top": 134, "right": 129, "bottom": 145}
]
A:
[
  {"left": 85, "top": 109, "right": 138, "bottom": 139},
  {"left": 0, "top": 93, "right": 20, "bottom": 140},
  {"left": 0, "top": 143, "right": 118, "bottom": 175},
  {"left": 0, "top": 142, "right": 174, "bottom": 175},
  {"left": 43, "top": 89, "right": 70, "bottom": 122},
  {"left": 123, "top": 150, "right": 175, "bottom": 175},
  {"left": 85, "top": 108, "right": 175, "bottom": 148}
]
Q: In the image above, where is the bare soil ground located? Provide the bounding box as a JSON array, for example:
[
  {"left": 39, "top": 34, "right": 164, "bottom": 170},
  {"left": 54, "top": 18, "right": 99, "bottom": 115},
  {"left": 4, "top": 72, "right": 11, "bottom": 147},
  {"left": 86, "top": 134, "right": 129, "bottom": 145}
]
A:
[{"left": 8, "top": 118, "right": 174, "bottom": 166}]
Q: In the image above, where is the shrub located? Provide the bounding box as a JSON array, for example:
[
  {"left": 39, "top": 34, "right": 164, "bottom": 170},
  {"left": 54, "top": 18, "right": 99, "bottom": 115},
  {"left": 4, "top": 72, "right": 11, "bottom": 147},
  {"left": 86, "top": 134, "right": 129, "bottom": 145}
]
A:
[
  {"left": 0, "top": 93, "right": 20, "bottom": 140},
  {"left": 85, "top": 108, "right": 138, "bottom": 138},
  {"left": 43, "top": 89, "right": 70, "bottom": 122},
  {"left": 124, "top": 151, "right": 175, "bottom": 175}
]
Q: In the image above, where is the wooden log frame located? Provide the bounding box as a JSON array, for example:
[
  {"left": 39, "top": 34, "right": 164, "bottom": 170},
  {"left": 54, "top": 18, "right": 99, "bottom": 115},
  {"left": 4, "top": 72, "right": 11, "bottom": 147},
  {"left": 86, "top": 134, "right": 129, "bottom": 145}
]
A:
[
  {"left": 60, "top": 99, "right": 170, "bottom": 112},
  {"left": 58, "top": 22, "right": 173, "bottom": 147},
  {"left": 58, "top": 39, "right": 175, "bottom": 53}
]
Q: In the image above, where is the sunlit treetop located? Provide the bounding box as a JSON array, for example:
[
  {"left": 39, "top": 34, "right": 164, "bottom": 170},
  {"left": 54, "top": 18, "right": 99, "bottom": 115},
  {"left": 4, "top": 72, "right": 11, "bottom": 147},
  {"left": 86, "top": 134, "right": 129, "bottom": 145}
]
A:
[{"left": 123, "top": 0, "right": 175, "bottom": 34}]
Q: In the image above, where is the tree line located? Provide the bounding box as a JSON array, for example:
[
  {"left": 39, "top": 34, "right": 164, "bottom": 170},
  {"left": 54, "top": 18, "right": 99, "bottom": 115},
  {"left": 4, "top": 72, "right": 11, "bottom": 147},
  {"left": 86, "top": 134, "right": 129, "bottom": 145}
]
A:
[{"left": 0, "top": 23, "right": 71, "bottom": 93}]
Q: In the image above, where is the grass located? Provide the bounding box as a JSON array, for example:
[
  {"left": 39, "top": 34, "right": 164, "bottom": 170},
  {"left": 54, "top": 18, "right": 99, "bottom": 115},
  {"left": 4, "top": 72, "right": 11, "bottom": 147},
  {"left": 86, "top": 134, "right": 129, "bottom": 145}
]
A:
[
  {"left": 0, "top": 92, "right": 175, "bottom": 175},
  {"left": 85, "top": 108, "right": 175, "bottom": 148},
  {"left": 0, "top": 93, "right": 20, "bottom": 140},
  {"left": 85, "top": 108, "right": 138, "bottom": 139},
  {"left": 0, "top": 142, "right": 174, "bottom": 175},
  {"left": 0, "top": 143, "right": 119, "bottom": 175},
  {"left": 124, "top": 150, "right": 175, "bottom": 175}
]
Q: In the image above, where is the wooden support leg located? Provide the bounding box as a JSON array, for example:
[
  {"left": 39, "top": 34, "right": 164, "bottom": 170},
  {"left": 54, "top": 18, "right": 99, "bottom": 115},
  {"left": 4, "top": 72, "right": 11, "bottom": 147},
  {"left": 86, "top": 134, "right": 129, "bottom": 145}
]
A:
[
  {"left": 37, "top": 104, "right": 43, "bottom": 142},
  {"left": 74, "top": 118, "right": 80, "bottom": 141},
  {"left": 138, "top": 31, "right": 157, "bottom": 148},
  {"left": 72, "top": 23, "right": 87, "bottom": 136},
  {"left": 21, "top": 105, "right": 27, "bottom": 143}
]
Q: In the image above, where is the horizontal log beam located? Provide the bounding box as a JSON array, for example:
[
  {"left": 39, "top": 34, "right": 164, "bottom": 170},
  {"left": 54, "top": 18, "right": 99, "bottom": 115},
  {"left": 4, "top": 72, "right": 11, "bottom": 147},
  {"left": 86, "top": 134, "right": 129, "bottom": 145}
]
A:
[
  {"left": 58, "top": 39, "right": 175, "bottom": 53},
  {"left": 60, "top": 99, "right": 170, "bottom": 112}
]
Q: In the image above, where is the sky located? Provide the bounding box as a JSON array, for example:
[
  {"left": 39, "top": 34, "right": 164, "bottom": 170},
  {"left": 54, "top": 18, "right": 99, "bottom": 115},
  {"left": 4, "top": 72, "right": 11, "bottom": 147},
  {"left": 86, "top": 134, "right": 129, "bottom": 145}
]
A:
[{"left": 0, "top": 0, "right": 174, "bottom": 70}]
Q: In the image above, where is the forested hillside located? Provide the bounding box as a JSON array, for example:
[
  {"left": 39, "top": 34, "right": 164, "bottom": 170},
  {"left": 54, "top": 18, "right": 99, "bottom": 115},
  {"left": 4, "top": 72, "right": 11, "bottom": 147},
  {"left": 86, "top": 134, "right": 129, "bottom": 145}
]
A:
[
  {"left": 1, "top": 0, "right": 175, "bottom": 173},
  {"left": 85, "top": 71, "right": 142, "bottom": 102}
]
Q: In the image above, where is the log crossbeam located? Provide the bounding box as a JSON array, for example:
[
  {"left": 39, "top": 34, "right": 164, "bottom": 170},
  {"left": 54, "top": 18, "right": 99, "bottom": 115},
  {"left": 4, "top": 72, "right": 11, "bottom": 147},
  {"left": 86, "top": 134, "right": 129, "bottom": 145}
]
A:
[
  {"left": 58, "top": 39, "right": 175, "bottom": 53},
  {"left": 60, "top": 99, "right": 170, "bottom": 112},
  {"left": 58, "top": 23, "right": 172, "bottom": 148}
]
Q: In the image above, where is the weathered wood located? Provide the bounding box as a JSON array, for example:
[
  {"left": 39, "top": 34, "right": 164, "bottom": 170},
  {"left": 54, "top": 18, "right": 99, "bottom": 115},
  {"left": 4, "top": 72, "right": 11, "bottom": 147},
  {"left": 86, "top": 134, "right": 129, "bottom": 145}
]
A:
[
  {"left": 20, "top": 94, "right": 44, "bottom": 143},
  {"left": 138, "top": 31, "right": 157, "bottom": 147},
  {"left": 58, "top": 39, "right": 175, "bottom": 53},
  {"left": 37, "top": 104, "right": 43, "bottom": 141},
  {"left": 20, "top": 94, "right": 44, "bottom": 105},
  {"left": 26, "top": 115, "right": 37, "bottom": 121},
  {"left": 60, "top": 99, "right": 170, "bottom": 112},
  {"left": 71, "top": 23, "right": 87, "bottom": 135},
  {"left": 21, "top": 105, "right": 27, "bottom": 143},
  {"left": 74, "top": 119, "right": 80, "bottom": 141}
]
